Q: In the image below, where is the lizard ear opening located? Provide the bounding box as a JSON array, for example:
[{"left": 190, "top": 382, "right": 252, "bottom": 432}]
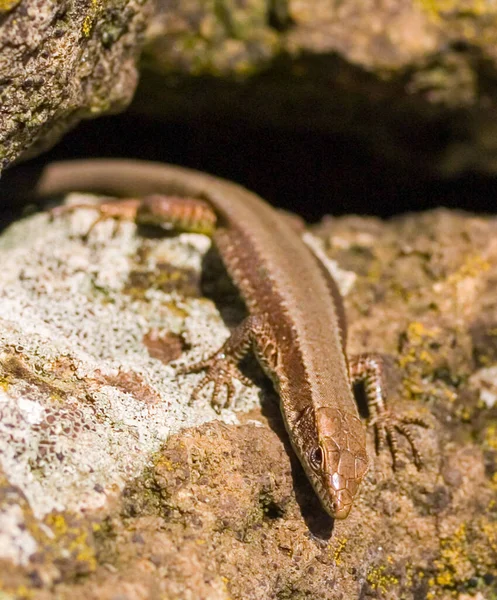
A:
[{"left": 309, "top": 446, "right": 323, "bottom": 471}]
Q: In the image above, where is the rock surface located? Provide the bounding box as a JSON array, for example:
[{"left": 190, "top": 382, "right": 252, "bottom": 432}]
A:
[
  {"left": 136, "top": 0, "right": 497, "bottom": 175},
  {"left": 0, "top": 192, "right": 496, "bottom": 599},
  {"left": 5, "top": 1, "right": 497, "bottom": 176},
  {"left": 0, "top": 0, "right": 150, "bottom": 171}
]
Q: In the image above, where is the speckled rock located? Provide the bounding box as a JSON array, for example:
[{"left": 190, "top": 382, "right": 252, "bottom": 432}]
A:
[
  {"left": 0, "top": 0, "right": 150, "bottom": 171},
  {"left": 0, "top": 191, "right": 496, "bottom": 599}
]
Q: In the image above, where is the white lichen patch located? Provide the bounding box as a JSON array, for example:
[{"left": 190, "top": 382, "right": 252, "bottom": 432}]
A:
[
  {"left": 0, "top": 504, "right": 37, "bottom": 566},
  {"left": 0, "top": 195, "right": 260, "bottom": 523},
  {"left": 470, "top": 365, "right": 497, "bottom": 408}
]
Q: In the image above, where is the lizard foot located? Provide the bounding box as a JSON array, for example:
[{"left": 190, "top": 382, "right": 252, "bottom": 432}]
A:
[
  {"left": 49, "top": 199, "right": 140, "bottom": 240},
  {"left": 177, "top": 353, "right": 253, "bottom": 411},
  {"left": 371, "top": 410, "right": 429, "bottom": 469}
]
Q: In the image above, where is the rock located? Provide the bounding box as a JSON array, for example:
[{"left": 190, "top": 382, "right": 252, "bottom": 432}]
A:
[
  {"left": 0, "top": 191, "right": 496, "bottom": 598},
  {"left": 0, "top": 0, "right": 150, "bottom": 172},
  {"left": 5, "top": 2, "right": 497, "bottom": 176},
  {"left": 135, "top": 1, "right": 497, "bottom": 175}
]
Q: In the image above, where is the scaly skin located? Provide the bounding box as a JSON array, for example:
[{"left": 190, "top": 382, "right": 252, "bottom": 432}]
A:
[{"left": 39, "top": 159, "right": 426, "bottom": 519}]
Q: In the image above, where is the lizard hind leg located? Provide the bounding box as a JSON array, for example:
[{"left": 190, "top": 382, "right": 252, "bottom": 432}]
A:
[
  {"left": 137, "top": 195, "right": 217, "bottom": 235},
  {"left": 349, "top": 353, "right": 429, "bottom": 469},
  {"left": 50, "top": 195, "right": 217, "bottom": 238}
]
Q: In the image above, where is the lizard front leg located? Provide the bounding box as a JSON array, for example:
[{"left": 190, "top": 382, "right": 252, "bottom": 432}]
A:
[
  {"left": 177, "top": 314, "right": 271, "bottom": 411},
  {"left": 51, "top": 193, "right": 262, "bottom": 411}
]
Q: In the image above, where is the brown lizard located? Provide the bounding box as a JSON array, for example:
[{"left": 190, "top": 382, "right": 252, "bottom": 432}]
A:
[{"left": 39, "top": 159, "right": 427, "bottom": 519}]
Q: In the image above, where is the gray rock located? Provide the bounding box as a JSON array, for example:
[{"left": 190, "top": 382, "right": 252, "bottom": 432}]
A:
[{"left": 0, "top": 0, "right": 150, "bottom": 171}]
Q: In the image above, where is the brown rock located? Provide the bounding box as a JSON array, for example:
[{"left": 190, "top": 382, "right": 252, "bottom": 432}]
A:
[
  {"left": 5, "top": 2, "right": 497, "bottom": 176},
  {"left": 0, "top": 189, "right": 496, "bottom": 598}
]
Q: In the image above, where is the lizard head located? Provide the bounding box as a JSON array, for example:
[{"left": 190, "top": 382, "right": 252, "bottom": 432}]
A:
[{"left": 294, "top": 406, "right": 369, "bottom": 519}]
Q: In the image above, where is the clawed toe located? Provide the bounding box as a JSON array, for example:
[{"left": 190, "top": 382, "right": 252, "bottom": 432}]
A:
[
  {"left": 372, "top": 411, "right": 428, "bottom": 470},
  {"left": 176, "top": 357, "right": 212, "bottom": 376},
  {"left": 174, "top": 316, "right": 260, "bottom": 410},
  {"left": 49, "top": 200, "right": 140, "bottom": 239},
  {"left": 177, "top": 354, "right": 250, "bottom": 409}
]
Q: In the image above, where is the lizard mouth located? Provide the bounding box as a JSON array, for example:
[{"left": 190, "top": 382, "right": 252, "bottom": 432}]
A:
[
  {"left": 311, "top": 476, "right": 354, "bottom": 519},
  {"left": 324, "top": 484, "right": 354, "bottom": 520},
  {"left": 329, "top": 491, "right": 353, "bottom": 519}
]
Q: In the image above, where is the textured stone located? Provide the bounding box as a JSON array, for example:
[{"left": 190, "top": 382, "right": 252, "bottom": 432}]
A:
[
  {"left": 5, "top": 2, "right": 497, "bottom": 176},
  {"left": 0, "top": 0, "right": 150, "bottom": 171},
  {"left": 0, "top": 190, "right": 495, "bottom": 599}
]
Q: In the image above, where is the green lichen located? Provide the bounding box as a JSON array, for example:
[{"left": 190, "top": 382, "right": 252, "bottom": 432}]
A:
[{"left": 143, "top": 2, "right": 280, "bottom": 79}]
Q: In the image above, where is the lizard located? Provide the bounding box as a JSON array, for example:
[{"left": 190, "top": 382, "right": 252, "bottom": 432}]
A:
[{"left": 37, "top": 159, "right": 427, "bottom": 520}]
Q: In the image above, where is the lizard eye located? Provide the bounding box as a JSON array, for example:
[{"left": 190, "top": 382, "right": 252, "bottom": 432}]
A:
[{"left": 309, "top": 447, "right": 323, "bottom": 471}]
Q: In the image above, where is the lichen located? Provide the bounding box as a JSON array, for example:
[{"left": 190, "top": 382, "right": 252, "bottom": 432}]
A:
[
  {"left": 1, "top": 198, "right": 497, "bottom": 597},
  {"left": 417, "top": 0, "right": 492, "bottom": 19},
  {"left": 82, "top": 0, "right": 103, "bottom": 38},
  {"left": 0, "top": 0, "right": 20, "bottom": 12},
  {"left": 332, "top": 537, "right": 348, "bottom": 565},
  {"left": 366, "top": 564, "right": 399, "bottom": 594},
  {"left": 0, "top": 195, "right": 258, "bottom": 523}
]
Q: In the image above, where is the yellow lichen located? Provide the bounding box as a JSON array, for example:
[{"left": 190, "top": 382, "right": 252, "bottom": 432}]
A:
[
  {"left": 407, "top": 321, "right": 437, "bottom": 340},
  {"left": 366, "top": 260, "right": 383, "bottom": 284},
  {"left": 435, "top": 569, "right": 453, "bottom": 587},
  {"left": 426, "top": 577, "right": 436, "bottom": 600},
  {"left": 484, "top": 424, "right": 497, "bottom": 451},
  {"left": 44, "top": 512, "right": 97, "bottom": 572},
  {"left": 0, "top": 0, "right": 20, "bottom": 12},
  {"left": 417, "top": 0, "right": 494, "bottom": 19},
  {"left": 398, "top": 321, "right": 438, "bottom": 370},
  {"left": 14, "top": 586, "right": 33, "bottom": 600},
  {"left": 82, "top": 0, "right": 103, "bottom": 38},
  {"left": 482, "top": 521, "right": 497, "bottom": 554},
  {"left": 433, "top": 523, "right": 470, "bottom": 589},
  {"left": 446, "top": 254, "right": 490, "bottom": 286},
  {"left": 154, "top": 455, "right": 175, "bottom": 472},
  {"left": 332, "top": 537, "right": 348, "bottom": 565},
  {"left": 366, "top": 565, "right": 399, "bottom": 594},
  {"left": 47, "top": 513, "right": 69, "bottom": 535}
]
